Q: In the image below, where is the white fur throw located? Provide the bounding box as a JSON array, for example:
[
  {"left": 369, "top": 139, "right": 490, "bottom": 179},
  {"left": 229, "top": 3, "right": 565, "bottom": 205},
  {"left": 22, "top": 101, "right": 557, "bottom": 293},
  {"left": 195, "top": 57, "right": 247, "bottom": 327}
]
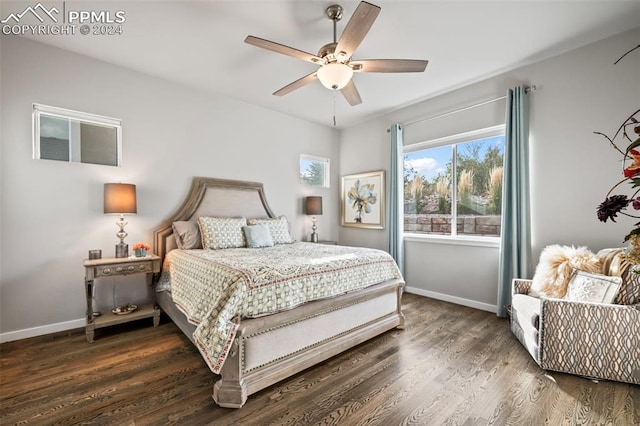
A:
[{"left": 530, "top": 245, "right": 602, "bottom": 299}]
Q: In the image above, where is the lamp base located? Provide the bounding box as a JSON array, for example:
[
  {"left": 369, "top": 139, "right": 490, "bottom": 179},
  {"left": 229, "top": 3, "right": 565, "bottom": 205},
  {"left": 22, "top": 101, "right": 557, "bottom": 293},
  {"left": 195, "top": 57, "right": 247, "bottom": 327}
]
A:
[
  {"left": 115, "top": 243, "right": 129, "bottom": 258},
  {"left": 310, "top": 216, "right": 319, "bottom": 243}
]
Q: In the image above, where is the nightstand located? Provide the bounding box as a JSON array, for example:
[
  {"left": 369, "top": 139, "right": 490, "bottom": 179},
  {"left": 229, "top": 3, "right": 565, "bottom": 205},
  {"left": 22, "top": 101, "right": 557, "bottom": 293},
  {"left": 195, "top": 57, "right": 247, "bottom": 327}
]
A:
[{"left": 83, "top": 254, "right": 162, "bottom": 342}]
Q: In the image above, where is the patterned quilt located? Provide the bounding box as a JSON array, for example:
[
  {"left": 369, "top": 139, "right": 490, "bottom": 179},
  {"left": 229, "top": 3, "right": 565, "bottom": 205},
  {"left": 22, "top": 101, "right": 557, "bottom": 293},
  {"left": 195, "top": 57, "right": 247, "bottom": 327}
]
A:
[{"left": 164, "top": 242, "right": 403, "bottom": 373}]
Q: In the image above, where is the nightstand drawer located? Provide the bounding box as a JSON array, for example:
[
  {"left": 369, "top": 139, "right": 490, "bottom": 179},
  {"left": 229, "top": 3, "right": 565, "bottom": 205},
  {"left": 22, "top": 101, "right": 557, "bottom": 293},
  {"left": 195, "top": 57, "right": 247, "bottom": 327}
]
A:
[{"left": 95, "top": 261, "right": 152, "bottom": 277}]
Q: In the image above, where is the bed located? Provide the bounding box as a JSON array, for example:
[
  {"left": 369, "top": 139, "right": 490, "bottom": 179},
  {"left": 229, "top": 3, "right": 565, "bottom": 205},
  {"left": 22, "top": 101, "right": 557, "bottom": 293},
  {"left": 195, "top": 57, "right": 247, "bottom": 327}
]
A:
[{"left": 152, "top": 177, "right": 405, "bottom": 408}]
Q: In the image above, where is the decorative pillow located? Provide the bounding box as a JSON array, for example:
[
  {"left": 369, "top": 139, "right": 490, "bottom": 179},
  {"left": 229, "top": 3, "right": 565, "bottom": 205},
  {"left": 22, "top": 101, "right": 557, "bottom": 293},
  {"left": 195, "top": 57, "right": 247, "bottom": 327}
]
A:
[
  {"left": 596, "top": 248, "right": 626, "bottom": 276},
  {"left": 616, "top": 266, "right": 640, "bottom": 305},
  {"left": 530, "top": 245, "right": 602, "bottom": 299},
  {"left": 247, "top": 216, "right": 294, "bottom": 245},
  {"left": 596, "top": 248, "right": 640, "bottom": 305},
  {"left": 172, "top": 221, "right": 202, "bottom": 250},
  {"left": 198, "top": 216, "right": 247, "bottom": 250},
  {"left": 242, "top": 224, "right": 275, "bottom": 248},
  {"left": 564, "top": 270, "right": 622, "bottom": 304}
]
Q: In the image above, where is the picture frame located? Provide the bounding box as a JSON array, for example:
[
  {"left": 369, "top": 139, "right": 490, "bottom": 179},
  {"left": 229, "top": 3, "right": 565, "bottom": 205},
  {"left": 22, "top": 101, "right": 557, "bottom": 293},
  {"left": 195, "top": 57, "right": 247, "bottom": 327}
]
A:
[{"left": 341, "top": 170, "right": 385, "bottom": 229}]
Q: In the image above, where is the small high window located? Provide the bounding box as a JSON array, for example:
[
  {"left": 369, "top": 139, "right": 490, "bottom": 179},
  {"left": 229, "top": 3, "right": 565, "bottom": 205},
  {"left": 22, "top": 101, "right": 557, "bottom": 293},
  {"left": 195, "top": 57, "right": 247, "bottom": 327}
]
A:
[
  {"left": 300, "top": 154, "right": 330, "bottom": 188},
  {"left": 33, "top": 104, "right": 122, "bottom": 167}
]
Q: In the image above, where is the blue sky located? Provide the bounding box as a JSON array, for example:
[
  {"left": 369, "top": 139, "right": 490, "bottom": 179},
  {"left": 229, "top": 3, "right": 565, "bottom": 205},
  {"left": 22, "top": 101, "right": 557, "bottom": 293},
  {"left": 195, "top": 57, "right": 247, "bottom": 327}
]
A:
[
  {"left": 404, "top": 146, "right": 451, "bottom": 182},
  {"left": 404, "top": 135, "right": 504, "bottom": 182},
  {"left": 300, "top": 157, "right": 314, "bottom": 176}
]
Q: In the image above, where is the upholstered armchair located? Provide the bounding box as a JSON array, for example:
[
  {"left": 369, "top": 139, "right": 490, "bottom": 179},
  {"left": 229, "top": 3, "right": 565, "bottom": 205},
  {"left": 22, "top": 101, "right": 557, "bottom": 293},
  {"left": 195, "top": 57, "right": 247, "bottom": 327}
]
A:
[{"left": 510, "top": 248, "right": 640, "bottom": 385}]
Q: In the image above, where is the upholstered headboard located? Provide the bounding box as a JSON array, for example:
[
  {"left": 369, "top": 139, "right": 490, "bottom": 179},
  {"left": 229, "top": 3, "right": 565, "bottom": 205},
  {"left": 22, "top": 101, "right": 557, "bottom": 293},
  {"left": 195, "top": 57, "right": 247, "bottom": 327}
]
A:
[{"left": 152, "top": 177, "right": 275, "bottom": 261}]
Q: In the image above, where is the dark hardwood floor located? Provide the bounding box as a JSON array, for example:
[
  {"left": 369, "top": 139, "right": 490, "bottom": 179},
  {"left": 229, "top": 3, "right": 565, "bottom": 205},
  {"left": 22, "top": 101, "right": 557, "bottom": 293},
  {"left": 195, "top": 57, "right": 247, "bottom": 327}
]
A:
[{"left": 1, "top": 293, "right": 638, "bottom": 425}]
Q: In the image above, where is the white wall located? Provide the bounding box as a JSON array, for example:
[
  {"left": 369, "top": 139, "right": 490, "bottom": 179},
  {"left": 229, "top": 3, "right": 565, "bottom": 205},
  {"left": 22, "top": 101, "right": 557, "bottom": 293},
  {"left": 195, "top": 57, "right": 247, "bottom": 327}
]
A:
[
  {"left": 0, "top": 36, "right": 339, "bottom": 341},
  {"left": 339, "top": 28, "right": 640, "bottom": 312},
  {"left": 2, "top": 28, "right": 638, "bottom": 340}
]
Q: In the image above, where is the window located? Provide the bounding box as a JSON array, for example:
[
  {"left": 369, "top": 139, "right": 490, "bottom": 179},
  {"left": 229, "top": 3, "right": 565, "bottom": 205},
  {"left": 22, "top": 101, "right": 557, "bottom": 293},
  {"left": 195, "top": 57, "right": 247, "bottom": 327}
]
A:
[
  {"left": 403, "top": 125, "right": 505, "bottom": 239},
  {"left": 33, "top": 104, "right": 122, "bottom": 167},
  {"left": 300, "top": 154, "right": 330, "bottom": 188}
]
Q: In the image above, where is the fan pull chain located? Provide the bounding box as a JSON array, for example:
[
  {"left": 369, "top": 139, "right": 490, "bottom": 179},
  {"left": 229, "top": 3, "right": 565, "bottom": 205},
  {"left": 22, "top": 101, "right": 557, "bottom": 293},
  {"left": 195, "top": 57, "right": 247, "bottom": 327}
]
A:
[{"left": 333, "top": 91, "right": 337, "bottom": 127}]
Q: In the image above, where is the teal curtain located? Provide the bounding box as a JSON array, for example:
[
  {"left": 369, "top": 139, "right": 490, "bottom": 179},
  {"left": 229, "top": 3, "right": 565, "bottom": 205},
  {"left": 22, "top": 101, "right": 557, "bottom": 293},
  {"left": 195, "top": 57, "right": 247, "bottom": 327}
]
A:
[
  {"left": 388, "top": 124, "right": 404, "bottom": 275},
  {"left": 497, "top": 86, "right": 531, "bottom": 317}
]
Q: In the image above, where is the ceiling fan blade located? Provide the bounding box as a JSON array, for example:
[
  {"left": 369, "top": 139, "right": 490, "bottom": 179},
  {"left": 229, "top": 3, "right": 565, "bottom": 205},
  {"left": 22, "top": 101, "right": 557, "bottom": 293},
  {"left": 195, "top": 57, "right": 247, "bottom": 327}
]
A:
[
  {"left": 335, "top": 1, "right": 381, "bottom": 59},
  {"left": 245, "top": 36, "right": 323, "bottom": 64},
  {"left": 351, "top": 59, "right": 428, "bottom": 73},
  {"left": 341, "top": 80, "right": 362, "bottom": 106},
  {"left": 273, "top": 71, "right": 318, "bottom": 96}
]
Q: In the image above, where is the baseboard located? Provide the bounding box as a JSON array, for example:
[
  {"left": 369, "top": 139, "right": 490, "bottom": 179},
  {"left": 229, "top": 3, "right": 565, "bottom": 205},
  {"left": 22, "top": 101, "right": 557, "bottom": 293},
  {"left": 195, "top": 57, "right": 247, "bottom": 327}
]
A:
[
  {"left": 405, "top": 286, "right": 497, "bottom": 313},
  {"left": 0, "top": 318, "right": 85, "bottom": 344},
  {"left": 1, "top": 289, "right": 496, "bottom": 343}
]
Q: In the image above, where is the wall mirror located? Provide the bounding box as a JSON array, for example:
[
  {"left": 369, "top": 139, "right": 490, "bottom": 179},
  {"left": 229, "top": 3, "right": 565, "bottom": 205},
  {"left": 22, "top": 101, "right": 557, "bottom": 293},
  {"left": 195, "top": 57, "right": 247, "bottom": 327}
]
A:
[
  {"left": 33, "top": 104, "right": 122, "bottom": 167},
  {"left": 300, "top": 154, "right": 330, "bottom": 188}
]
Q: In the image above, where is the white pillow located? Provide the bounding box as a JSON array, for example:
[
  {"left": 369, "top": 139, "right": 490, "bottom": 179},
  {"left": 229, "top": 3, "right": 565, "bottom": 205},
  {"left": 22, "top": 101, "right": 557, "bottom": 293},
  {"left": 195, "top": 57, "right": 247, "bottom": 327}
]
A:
[
  {"left": 247, "top": 216, "right": 294, "bottom": 245},
  {"left": 564, "top": 270, "right": 622, "bottom": 304},
  {"left": 530, "top": 245, "right": 602, "bottom": 299},
  {"left": 242, "top": 224, "right": 274, "bottom": 248}
]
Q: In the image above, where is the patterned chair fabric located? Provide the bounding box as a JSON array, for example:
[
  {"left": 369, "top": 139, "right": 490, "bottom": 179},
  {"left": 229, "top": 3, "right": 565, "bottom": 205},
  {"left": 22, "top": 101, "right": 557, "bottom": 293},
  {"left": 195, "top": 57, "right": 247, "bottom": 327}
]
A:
[
  {"left": 511, "top": 278, "right": 640, "bottom": 385},
  {"left": 540, "top": 298, "right": 640, "bottom": 383}
]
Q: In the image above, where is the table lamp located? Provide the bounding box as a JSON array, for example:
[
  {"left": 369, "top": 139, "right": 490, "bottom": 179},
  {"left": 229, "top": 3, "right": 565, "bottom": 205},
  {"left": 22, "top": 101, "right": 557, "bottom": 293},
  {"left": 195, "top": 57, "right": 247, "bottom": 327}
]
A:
[
  {"left": 305, "top": 196, "right": 323, "bottom": 243},
  {"left": 104, "top": 183, "right": 137, "bottom": 258}
]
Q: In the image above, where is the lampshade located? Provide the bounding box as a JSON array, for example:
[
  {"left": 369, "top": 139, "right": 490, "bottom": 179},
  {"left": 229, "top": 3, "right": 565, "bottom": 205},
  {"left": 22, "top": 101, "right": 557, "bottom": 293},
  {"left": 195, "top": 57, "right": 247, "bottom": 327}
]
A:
[
  {"left": 305, "top": 196, "right": 323, "bottom": 216},
  {"left": 104, "top": 183, "right": 137, "bottom": 214},
  {"left": 316, "top": 63, "right": 353, "bottom": 90}
]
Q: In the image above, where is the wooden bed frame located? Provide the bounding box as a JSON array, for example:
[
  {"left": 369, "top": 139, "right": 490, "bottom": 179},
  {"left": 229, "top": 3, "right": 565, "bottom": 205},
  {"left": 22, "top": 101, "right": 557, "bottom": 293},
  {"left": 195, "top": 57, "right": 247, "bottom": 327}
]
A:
[{"left": 152, "top": 177, "right": 405, "bottom": 408}]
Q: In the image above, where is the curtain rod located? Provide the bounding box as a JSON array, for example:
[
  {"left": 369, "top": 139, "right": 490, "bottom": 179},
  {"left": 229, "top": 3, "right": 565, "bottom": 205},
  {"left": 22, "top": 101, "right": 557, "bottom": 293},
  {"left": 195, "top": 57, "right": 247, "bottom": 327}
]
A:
[{"left": 388, "top": 85, "right": 536, "bottom": 132}]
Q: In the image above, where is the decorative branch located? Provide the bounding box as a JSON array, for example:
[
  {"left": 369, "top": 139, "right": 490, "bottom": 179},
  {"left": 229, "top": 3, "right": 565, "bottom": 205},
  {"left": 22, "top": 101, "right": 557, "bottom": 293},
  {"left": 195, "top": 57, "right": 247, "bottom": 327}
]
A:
[
  {"left": 596, "top": 44, "right": 640, "bottom": 243},
  {"left": 594, "top": 131, "right": 625, "bottom": 155},
  {"left": 614, "top": 44, "right": 640, "bottom": 65},
  {"left": 594, "top": 109, "right": 640, "bottom": 156}
]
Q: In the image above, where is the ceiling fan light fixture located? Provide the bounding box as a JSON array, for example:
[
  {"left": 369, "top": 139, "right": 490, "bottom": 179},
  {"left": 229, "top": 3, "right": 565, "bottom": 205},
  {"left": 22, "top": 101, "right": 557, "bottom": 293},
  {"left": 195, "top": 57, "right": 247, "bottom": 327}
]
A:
[
  {"left": 245, "top": 1, "right": 427, "bottom": 106},
  {"left": 317, "top": 63, "right": 353, "bottom": 90}
]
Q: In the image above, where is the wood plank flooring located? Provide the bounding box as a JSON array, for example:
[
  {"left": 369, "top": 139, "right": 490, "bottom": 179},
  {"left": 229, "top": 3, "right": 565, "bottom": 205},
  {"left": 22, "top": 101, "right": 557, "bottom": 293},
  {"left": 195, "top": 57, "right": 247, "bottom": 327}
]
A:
[{"left": 1, "top": 293, "right": 638, "bottom": 425}]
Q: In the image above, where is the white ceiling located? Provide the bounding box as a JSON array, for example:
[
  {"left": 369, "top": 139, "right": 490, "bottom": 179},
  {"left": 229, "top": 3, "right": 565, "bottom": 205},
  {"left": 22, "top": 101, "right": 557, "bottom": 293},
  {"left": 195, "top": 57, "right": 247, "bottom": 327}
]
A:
[{"left": 4, "top": 1, "right": 640, "bottom": 128}]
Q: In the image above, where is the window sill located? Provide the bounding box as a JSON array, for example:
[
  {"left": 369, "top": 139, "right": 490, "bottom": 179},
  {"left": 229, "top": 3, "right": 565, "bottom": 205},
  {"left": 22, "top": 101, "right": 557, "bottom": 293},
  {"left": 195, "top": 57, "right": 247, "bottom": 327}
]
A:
[{"left": 403, "top": 233, "right": 500, "bottom": 248}]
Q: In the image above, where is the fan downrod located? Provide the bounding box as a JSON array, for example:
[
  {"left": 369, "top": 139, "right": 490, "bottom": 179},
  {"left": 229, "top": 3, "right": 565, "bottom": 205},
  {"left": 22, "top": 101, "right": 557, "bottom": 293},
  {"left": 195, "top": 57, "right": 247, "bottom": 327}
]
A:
[{"left": 324, "top": 4, "right": 343, "bottom": 57}]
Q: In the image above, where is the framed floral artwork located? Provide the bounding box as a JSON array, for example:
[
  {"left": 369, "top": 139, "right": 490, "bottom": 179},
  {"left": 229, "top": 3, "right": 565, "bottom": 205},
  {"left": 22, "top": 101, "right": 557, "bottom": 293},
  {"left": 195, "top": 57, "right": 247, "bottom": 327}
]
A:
[{"left": 341, "top": 170, "right": 385, "bottom": 229}]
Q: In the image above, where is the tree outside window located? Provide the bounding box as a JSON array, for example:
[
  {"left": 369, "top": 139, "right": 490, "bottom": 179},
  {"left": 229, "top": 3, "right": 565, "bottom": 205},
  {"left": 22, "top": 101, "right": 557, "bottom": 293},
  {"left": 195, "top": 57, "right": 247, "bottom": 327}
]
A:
[{"left": 300, "top": 155, "right": 330, "bottom": 188}]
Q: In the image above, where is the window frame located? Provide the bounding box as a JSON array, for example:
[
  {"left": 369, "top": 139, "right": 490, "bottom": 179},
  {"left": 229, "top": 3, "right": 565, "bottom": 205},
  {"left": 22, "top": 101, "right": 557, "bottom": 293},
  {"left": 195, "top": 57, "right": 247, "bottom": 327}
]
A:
[
  {"left": 403, "top": 124, "right": 505, "bottom": 247},
  {"left": 300, "top": 154, "right": 330, "bottom": 188},
  {"left": 33, "top": 103, "right": 123, "bottom": 167}
]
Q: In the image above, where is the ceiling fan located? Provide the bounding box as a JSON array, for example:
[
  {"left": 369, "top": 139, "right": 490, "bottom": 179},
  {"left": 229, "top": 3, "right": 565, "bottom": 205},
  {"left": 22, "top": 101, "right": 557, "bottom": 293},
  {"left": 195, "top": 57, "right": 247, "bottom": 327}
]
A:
[{"left": 245, "top": 1, "right": 428, "bottom": 106}]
